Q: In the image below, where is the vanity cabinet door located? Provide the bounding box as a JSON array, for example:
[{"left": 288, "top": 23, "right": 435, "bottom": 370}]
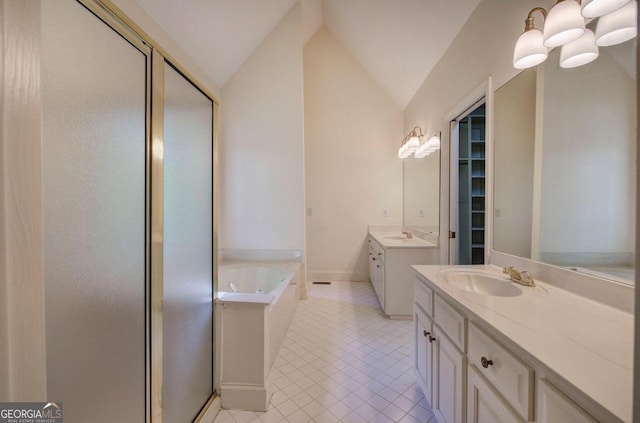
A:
[
  {"left": 537, "top": 379, "right": 597, "bottom": 423},
  {"left": 415, "top": 306, "right": 433, "bottom": 404},
  {"left": 467, "top": 365, "right": 524, "bottom": 423},
  {"left": 368, "top": 248, "right": 376, "bottom": 285},
  {"left": 433, "top": 326, "right": 466, "bottom": 423},
  {"left": 375, "top": 260, "right": 385, "bottom": 307},
  {"left": 368, "top": 239, "right": 385, "bottom": 308}
]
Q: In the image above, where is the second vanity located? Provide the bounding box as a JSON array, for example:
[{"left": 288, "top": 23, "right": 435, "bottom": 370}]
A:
[
  {"left": 413, "top": 265, "right": 633, "bottom": 423},
  {"left": 368, "top": 230, "right": 438, "bottom": 319}
]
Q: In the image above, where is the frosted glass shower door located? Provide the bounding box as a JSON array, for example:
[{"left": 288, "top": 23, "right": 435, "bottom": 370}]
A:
[
  {"left": 163, "top": 63, "right": 214, "bottom": 422},
  {"left": 41, "top": 1, "right": 148, "bottom": 422}
]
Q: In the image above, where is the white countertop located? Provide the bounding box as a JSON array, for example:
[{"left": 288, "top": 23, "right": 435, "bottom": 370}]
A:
[
  {"left": 412, "top": 264, "right": 633, "bottom": 423},
  {"left": 369, "top": 231, "right": 437, "bottom": 249}
]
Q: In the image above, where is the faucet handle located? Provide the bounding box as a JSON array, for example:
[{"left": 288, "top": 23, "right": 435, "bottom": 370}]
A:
[
  {"left": 503, "top": 266, "right": 523, "bottom": 281},
  {"left": 520, "top": 271, "right": 535, "bottom": 286}
]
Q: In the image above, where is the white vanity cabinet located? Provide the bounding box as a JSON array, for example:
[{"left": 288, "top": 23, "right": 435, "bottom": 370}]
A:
[
  {"left": 413, "top": 271, "right": 606, "bottom": 423},
  {"left": 368, "top": 234, "right": 437, "bottom": 319}
]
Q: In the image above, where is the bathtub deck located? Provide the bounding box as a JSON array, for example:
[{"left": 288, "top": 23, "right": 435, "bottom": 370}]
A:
[{"left": 214, "top": 281, "right": 436, "bottom": 423}]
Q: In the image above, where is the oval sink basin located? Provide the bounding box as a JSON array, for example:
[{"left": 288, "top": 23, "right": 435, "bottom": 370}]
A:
[
  {"left": 384, "top": 235, "right": 409, "bottom": 240},
  {"left": 438, "top": 269, "right": 522, "bottom": 297}
]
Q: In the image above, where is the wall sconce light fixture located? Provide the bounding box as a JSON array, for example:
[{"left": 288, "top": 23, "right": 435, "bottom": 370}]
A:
[
  {"left": 513, "top": 0, "right": 637, "bottom": 70},
  {"left": 398, "top": 127, "right": 440, "bottom": 159}
]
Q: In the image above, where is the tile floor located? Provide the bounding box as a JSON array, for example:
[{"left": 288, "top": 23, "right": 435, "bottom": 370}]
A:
[{"left": 214, "top": 281, "right": 436, "bottom": 423}]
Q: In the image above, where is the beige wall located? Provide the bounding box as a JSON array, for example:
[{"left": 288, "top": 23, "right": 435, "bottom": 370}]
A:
[
  {"left": 220, "top": 5, "right": 305, "bottom": 251},
  {"left": 304, "top": 28, "right": 403, "bottom": 281},
  {"left": 403, "top": 0, "right": 546, "bottom": 262}
]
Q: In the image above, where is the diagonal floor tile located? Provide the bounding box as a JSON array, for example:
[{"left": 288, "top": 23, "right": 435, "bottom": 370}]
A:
[{"left": 214, "top": 281, "right": 435, "bottom": 423}]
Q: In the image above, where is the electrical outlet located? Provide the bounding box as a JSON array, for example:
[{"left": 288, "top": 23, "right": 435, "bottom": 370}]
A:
[
  {"left": 495, "top": 208, "right": 501, "bottom": 217},
  {"left": 383, "top": 208, "right": 389, "bottom": 217},
  {"left": 306, "top": 207, "right": 313, "bottom": 217},
  {"left": 419, "top": 208, "right": 424, "bottom": 217}
]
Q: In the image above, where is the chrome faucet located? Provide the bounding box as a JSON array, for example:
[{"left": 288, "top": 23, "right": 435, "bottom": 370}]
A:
[
  {"left": 503, "top": 266, "right": 535, "bottom": 287},
  {"left": 402, "top": 231, "right": 413, "bottom": 239}
]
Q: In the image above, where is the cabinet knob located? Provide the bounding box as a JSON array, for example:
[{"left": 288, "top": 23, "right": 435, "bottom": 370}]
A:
[
  {"left": 429, "top": 336, "right": 436, "bottom": 343},
  {"left": 423, "top": 330, "right": 430, "bottom": 337},
  {"left": 378, "top": 253, "right": 382, "bottom": 256},
  {"left": 481, "top": 357, "right": 494, "bottom": 368},
  {"left": 376, "top": 265, "right": 380, "bottom": 268},
  {"left": 372, "top": 257, "right": 376, "bottom": 261},
  {"left": 369, "top": 253, "right": 372, "bottom": 256}
]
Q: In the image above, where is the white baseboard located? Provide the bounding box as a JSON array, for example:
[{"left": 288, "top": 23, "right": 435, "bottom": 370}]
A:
[
  {"left": 220, "top": 383, "right": 271, "bottom": 412},
  {"left": 307, "top": 271, "right": 370, "bottom": 282}
]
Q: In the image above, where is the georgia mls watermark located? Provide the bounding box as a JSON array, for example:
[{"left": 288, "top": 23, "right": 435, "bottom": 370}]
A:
[{"left": 0, "top": 403, "right": 62, "bottom": 423}]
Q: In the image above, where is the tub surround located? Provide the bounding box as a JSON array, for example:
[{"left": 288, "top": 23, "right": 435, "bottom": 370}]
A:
[
  {"left": 219, "top": 248, "right": 303, "bottom": 263},
  {"left": 217, "top": 262, "right": 302, "bottom": 305},
  {"left": 413, "top": 264, "right": 632, "bottom": 423},
  {"left": 217, "top": 250, "right": 302, "bottom": 412}
]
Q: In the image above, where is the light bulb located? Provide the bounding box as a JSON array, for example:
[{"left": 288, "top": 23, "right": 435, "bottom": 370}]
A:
[
  {"left": 544, "top": 0, "right": 586, "bottom": 47},
  {"left": 560, "top": 29, "right": 599, "bottom": 67},
  {"left": 406, "top": 135, "right": 420, "bottom": 152},
  {"left": 426, "top": 136, "right": 441, "bottom": 151},
  {"left": 595, "top": 0, "right": 637, "bottom": 46},
  {"left": 582, "top": 0, "right": 631, "bottom": 18},
  {"left": 414, "top": 150, "right": 431, "bottom": 158},
  {"left": 514, "top": 29, "right": 548, "bottom": 68}
]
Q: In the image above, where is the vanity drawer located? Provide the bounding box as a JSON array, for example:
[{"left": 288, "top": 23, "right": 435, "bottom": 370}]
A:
[
  {"left": 434, "top": 295, "right": 466, "bottom": 351},
  {"left": 468, "top": 323, "right": 534, "bottom": 421},
  {"left": 414, "top": 275, "right": 433, "bottom": 316}
]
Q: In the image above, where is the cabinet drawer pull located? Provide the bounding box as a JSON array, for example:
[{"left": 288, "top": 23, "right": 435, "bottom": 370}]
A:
[
  {"left": 369, "top": 252, "right": 372, "bottom": 256},
  {"left": 423, "top": 330, "right": 430, "bottom": 337},
  {"left": 429, "top": 336, "right": 436, "bottom": 343},
  {"left": 378, "top": 252, "right": 382, "bottom": 256},
  {"left": 481, "top": 356, "right": 493, "bottom": 368}
]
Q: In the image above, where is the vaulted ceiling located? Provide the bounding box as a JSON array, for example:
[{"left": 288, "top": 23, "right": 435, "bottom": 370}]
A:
[{"left": 133, "top": 0, "right": 481, "bottom": 108}]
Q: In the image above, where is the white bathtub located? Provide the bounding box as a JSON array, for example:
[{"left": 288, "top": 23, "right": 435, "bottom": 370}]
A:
[
  {"left": 216, "top": 256, "right": 301, "bottom": 412},
  {"left": 218, "top": 262, "right": 296, "bottom": 300}
]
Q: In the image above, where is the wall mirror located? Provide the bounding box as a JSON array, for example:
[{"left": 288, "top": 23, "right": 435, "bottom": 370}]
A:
[
  {"left": 494, "top": 40, "right": 636, "bottom": 285},
  {"left": 403, "top": 150, "right": 440, "bottom": 236}
]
